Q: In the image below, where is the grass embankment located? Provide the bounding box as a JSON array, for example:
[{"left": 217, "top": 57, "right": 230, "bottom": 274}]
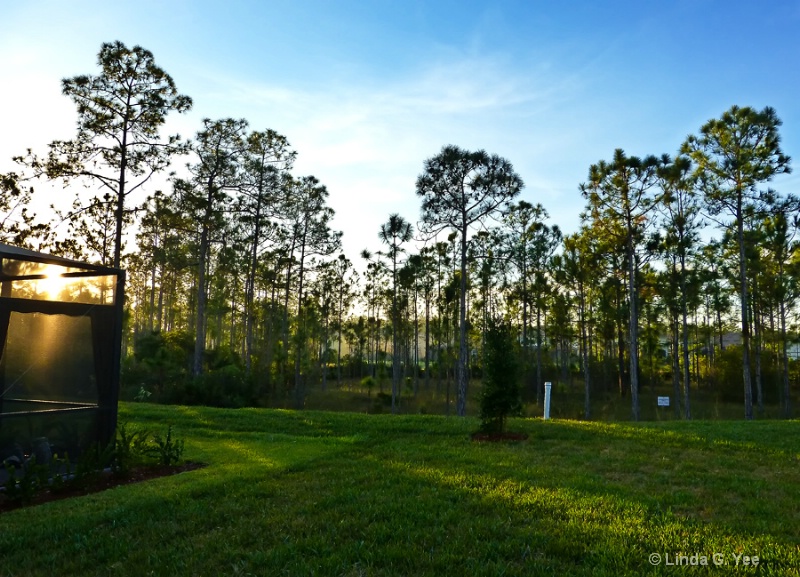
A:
[
  {"left": 260, "top": 378, "right": 792, "bottom": 422},
  {"left": 1, "top": 403, "right": 799, "bottom": 576}
]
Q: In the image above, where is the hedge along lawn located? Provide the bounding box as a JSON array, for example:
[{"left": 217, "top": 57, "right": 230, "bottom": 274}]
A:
[{"left": 1, "top": 404, "right": 799, "bottom": 576}]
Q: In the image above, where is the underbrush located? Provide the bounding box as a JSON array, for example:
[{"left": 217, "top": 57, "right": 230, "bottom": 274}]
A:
[{"left": 1, "top": 422, "right": 185, "bottom": 510}]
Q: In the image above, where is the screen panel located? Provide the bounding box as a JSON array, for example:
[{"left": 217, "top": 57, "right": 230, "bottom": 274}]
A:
[{"left": 2, "top": 311, "right": 97, "bottom": 405}]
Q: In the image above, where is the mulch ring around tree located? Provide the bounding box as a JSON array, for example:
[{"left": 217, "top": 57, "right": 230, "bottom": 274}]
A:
[
  {"left": 0, "top": 461, "right": 205, "bottom": 514},
  {"left": 470, "top": 432, "right": 529, "bottom": 443}
]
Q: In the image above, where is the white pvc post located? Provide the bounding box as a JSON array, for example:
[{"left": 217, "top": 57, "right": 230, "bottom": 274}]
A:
[{"left": 544, "top": 382, "right": 552, "bottom": 420}]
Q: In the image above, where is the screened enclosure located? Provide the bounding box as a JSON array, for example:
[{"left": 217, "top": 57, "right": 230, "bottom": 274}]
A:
[{"left": 0, "top": 243, "right": 125, "bottom": 474}]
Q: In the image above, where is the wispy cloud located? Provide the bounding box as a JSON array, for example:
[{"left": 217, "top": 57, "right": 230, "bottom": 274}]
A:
[{"left": 174, "top": 51, "right": 590, "bottom": 260}]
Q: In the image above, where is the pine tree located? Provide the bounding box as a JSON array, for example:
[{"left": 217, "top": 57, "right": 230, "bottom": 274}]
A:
[{"left": 479, "top": 318, "right": 521, "bottom": 434}]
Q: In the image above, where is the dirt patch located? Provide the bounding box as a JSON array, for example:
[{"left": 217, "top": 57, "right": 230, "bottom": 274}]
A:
[
  {"left": 471, "top": 432, "right": 529, "bottom": 442},
  {"left": 0, "top": 462, "right": 205, "bottom": 514}
]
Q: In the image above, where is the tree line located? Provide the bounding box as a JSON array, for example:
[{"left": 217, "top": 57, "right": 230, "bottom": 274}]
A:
[{"left": 1, "top": 41, "right": 797, "bottom": 420}]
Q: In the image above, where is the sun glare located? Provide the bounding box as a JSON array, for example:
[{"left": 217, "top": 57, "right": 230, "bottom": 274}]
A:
[{"left": 37, "top": 265, "right": 72, "bottom": 299}]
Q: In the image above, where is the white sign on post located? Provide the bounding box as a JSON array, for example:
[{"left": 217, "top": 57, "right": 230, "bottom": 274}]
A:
[{"left": 657, "top": 396, "right": 670, "bottom": 407}]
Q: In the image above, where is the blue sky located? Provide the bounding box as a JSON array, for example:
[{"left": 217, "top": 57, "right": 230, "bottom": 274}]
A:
[{"left": 2, "top": 0, "right": 800, "bottom": 265}]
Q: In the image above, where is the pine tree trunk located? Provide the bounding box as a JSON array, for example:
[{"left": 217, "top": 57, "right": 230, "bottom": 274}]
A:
[
  {"left": 737, "top": 210, "right": 754, "bottom": 420},
  {"left": 156, "top": 267, "right": 164, "bottom": 332},
  {"left": 413, "top": 287, "right": 419, "bottom": 396},
  {"left": 113, "top": 124, "right": 128, "bottom": 269},
  {"left": 753, "top": 304, "right": 764, "bottom": 416},
  {"left": 425, "top": 294, "right": 431, "bottom": 390},
  {"left": 535, "top": 307, "right": 543, "bottom": 405},
  {"left": 580, "top": 283, "right": 591, "bottom": 420},
  {"left": 193, "top": 224, "right": 209, "bottom": 377},
  {"left": 391, "top": 256, "right": 399, "bottom": 414},
  {"left": 148, "top": 265, "right": 156, "bottom": 332},
  {"left": 337, "top": 285, "right": 343, "bottom": 384},
  {"left": 293, "top": 232, "right": 307, "bottom": 409},
  {"left": 680, "top": 258, "right": 692, "bottom": 420},
  {"left": 671, "top": 317, "right": 682, "bottom": 418},
  {"left": 456, "top": 227, "right": 469, "bottom": 417},
  {"left": 780, "top": 298, "right": 791, "bottom": 418},
  {"left": 627, "top": 240, "right": 641, "bottom": 422},
  {"left": 282, "top": 240, "right": 296, "bottom": 388}
]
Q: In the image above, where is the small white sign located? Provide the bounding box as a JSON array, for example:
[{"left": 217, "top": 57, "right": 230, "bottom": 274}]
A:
[
  {"left": 657, "top": 396, "right": 670, "bottom": 407},
  {"left": 543, "top": 382, "right": 552, "bottom": 420}
]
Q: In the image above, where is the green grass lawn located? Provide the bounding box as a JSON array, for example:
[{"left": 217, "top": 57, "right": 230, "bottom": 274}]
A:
[{"left": 2, "top": 403, "right": 799, "bottom": 576}]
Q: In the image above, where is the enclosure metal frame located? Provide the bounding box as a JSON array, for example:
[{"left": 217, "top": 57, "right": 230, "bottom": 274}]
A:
[{"left": 0, "top": 243, "right": 125, "bottom": 449}]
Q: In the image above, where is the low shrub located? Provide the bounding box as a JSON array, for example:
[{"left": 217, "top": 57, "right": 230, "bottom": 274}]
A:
[
  {"left": 360, "top": 376, "right": 376, "bottom": 397},
  {"left": 164, "top": 365, "right": 255, "bottom": 408}
]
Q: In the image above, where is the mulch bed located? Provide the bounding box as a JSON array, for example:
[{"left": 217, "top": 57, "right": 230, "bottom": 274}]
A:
[
  {"left": 0, "top": 462, "right": 205, "bottom": 514},
  {"left": 470, "top": 432, "right": 529, "bottom": 442}
]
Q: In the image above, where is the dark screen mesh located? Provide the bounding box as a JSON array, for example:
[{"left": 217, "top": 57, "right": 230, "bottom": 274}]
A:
[
  {"left": 0, "top": 312, "right": 99, "bottom": 478},
  {"left": 0, "top": 409, "right": 97, "bottom": 461},
  {"left": 2, "top": 312, "right": 96, "bottom": 405}
]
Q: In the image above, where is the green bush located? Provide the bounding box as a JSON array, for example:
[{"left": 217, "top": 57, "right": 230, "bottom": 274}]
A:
[
  {"left": 2, "top": 457, "right": 50, "bottom": 505},
  {"left": 114, "top": 422, "right": 154, "bottom": 475},
  {"left": 165, "top": 365, "right": 255, "bottom": 408},
  {"left": 72, "top": 441, "right": 116, "bottom": 485},
  {"left": 712, "top": 345, "right": 783, "bottom": 404},
  {"left": 146, "top": 425, "right": 184, "bottom": 466},
  {"left": 121, "top": 330, "right": 195, "bottom": 402},
  {"left": 360, "top": 376, "right": 376, "bottom": 397}
]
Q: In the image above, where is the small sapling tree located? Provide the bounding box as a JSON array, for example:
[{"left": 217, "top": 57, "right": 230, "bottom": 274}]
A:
[{"left": 479, "top": 318, "right": 521, "bottom": 434}]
